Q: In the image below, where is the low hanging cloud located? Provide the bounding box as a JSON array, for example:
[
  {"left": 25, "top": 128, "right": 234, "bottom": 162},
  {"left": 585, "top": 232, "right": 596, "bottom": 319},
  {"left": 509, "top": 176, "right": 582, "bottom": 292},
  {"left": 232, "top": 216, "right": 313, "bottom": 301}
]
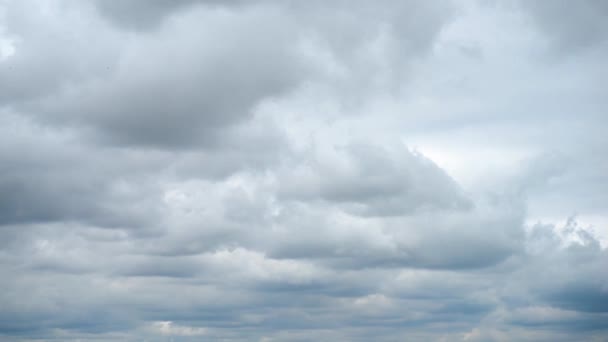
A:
[{"left": 1, "top": 0, "right": 607, "bottom": 341}]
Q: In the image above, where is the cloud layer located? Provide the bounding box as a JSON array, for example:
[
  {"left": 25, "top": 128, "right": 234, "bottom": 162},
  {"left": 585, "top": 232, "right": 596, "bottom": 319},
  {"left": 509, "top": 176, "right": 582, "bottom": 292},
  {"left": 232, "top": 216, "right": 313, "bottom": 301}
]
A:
[{"left": 1, "top": 0, "right": 607, "bottom": 341}]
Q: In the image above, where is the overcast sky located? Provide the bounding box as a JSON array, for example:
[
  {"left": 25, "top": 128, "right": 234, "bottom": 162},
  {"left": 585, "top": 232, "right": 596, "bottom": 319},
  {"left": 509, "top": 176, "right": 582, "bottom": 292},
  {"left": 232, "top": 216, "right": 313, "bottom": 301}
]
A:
[{"left": 1, "top": 0, "right": 607, "bottom": 341}]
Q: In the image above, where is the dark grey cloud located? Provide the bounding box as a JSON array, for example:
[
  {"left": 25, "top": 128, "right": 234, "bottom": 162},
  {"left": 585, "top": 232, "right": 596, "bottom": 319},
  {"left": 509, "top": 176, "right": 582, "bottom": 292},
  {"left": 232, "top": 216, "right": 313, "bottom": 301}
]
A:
[
  {"left": 1, "top": 0, "right": 607, "bottom": 341},
  {"left": 0, "top": 111, "right": 166, "bottom": 229},
  {"left": 521, "top": 220, "right": 608, "bottom": 314}
]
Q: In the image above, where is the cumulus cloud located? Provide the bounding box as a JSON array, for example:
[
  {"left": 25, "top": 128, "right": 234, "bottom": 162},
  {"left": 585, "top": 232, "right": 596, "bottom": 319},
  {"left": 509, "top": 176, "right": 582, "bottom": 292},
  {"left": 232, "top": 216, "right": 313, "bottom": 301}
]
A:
[{"left": 1, "top": 0, "right": 607, "bottom": 341}]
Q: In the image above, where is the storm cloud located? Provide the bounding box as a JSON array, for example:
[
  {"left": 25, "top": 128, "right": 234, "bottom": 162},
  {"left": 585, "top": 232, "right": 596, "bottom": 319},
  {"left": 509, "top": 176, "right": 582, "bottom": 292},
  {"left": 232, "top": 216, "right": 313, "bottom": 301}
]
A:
[{"left": 1, "top": 1, "right": 607, "bottom": 341}]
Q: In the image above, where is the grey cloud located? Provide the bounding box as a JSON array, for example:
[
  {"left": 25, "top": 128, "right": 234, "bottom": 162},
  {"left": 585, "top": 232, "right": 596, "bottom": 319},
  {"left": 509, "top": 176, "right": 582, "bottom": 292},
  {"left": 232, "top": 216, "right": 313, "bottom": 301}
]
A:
[
  {"left": 0, "top": 112, "right": 166, "bottom": 229},
  {"left": 1, "top": 1, "right": 300, "bottom": 153},
  {"left": 544, "top": 282, "right": 608, "bottom": 313},
  {"left": 522, "top": 0, "right": 608, "bottom": 54},
  {"left": 115, "top": 256, "right": 202, "bottom": 278},
  {"left": 268, "top": 191, "right": 523, "bottom": 270},
  {"left": 521, "top": 220, "right": 608, "bottom": 314},
  {"left": 41, "top": 6, "right": 301, "bottom": 149},
  {"left": 3, "top": 0, "right": 453, "bottom": 150},
  {"left": 168, "top": 115, "right": 288, "bottom": 179},
  {"left": 0, "top": 1, "right": 123, "bottom": 105},
  {"left": 93, "top": 0, "right": 251, "bottom": 30},
  {"left": 2, "top": 224, "right": 607, "bottom": 341},
  {"left": 278, "top": 143, "right": 471, "bottom": 216},
  {"left": 1, "top": 0, "right": 608, "bottom": 341},
  {"left": 292, "top": 0, "right": 452, "bottom": 58},
  {"left": 288, "top": 0, "right": 454, "bottom": 100},
  {"left": 516, "top": 148, "right": 608, "bottom": 230}
]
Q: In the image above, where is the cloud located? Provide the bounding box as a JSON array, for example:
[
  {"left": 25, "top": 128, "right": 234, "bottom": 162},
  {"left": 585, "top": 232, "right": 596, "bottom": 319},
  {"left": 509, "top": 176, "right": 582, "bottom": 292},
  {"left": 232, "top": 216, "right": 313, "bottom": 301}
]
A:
[
  {"left": 0, "top": 111, "right": 165, "bottom": 229},
  {"left": 92, "top": 0, "right": 250, "bottom": 31},
  {"left": 0, "top": 1, "right": 122, "bottom": 104},
  {"left": 0, "top": 0, "right": 607, "bottom": 341},
  {"left": 266, "top": 194, "right": 524, "bottom": 270},
  {"left": 521, "top": 220, "right": 608, "bottom": 314},
  {"left": 40, "top": 4, "right": 301, "bottom": 149},
  {"left": 521, "top": 0, "right": 608, "bottom": 54},
  {"left": 277, "top": 143, "right": 471, "bottom": 216}
]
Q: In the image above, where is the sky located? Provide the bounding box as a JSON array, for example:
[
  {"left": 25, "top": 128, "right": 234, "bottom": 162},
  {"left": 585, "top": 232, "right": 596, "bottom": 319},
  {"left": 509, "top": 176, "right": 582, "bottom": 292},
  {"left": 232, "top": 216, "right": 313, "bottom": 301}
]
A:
[{"left": 0, "top": 0, "right": 607, "bottom": 341}]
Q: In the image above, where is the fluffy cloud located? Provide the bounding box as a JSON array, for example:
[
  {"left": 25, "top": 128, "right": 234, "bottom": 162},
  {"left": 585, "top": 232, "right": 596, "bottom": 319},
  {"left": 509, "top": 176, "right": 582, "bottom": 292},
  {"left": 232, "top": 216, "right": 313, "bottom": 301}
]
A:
[{"left": 1, "top": 0, "right": 607, "bottom": 341}]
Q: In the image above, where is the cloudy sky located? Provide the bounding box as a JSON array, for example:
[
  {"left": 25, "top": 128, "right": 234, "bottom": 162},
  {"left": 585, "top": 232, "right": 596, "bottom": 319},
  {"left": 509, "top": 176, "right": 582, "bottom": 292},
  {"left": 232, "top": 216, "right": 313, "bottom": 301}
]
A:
[{"left": 1, "top": 0, "right": 607, "bottom": 341}]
